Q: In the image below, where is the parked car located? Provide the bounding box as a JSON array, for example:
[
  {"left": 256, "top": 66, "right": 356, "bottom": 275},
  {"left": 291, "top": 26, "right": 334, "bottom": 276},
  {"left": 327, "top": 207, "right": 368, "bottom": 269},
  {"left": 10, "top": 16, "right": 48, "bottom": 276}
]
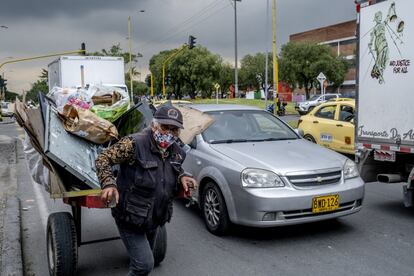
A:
[
  {"left": 1, "top": 101, "right": 13, "bottom": 117},
  {"left": 298, "top": 99, "right": 355, "bottom": 155},
  {"left": 295, "top": 93, "right": 341, "bottom": 115},
  {"left": 183, "top": 104, "right": 364, "bottom": 235}
]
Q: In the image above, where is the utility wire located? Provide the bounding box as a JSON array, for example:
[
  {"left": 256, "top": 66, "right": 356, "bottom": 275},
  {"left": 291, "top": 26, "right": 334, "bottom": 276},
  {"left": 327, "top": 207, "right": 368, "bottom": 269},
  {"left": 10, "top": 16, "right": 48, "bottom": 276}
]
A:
[{"left": 139, "top": 0, "right": 225, "bottom": 51}]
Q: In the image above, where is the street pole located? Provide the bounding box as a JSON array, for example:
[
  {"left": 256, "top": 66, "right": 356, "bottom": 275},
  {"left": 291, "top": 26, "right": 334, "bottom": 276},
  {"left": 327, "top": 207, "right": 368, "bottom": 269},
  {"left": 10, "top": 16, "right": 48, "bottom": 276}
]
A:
[
  {"left": 264, "top": 0, "right": 270, "bottom": 109},
  {"left": 272, "top": 0, "right": 279, "bottom": 114},
  {"left": 234, "top": 0, "right": 241, "bottom": 98},
  {"left": 150, "top": 74, "right": 154, "bottom": 97},
  {"left": 128, "top": 16, "right": 133, "bottom": 102}
]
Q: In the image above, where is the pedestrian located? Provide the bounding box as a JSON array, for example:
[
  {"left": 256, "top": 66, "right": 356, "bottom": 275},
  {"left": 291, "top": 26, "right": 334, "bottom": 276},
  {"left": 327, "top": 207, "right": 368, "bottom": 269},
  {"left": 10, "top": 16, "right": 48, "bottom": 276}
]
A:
[{"left": 96, "top": 104, "right": 197, "bottom": 276}]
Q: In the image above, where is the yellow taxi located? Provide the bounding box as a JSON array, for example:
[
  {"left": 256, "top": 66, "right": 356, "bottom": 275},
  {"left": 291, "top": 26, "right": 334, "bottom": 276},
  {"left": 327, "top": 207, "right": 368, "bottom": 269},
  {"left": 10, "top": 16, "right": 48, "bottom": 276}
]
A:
[{"left": 297, "top": 98, "right": 355, "bottom": 155}]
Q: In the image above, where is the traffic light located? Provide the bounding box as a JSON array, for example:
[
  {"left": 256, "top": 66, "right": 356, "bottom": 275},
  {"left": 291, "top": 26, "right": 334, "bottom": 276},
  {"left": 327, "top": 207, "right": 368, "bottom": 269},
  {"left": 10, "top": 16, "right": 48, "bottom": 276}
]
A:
[
  {"left": 164, "top": 74, "right": 172, "bottom": 86},
  {"left": 0, "top": 76, "right": 6, "bottom": 89},
  {"left": 188, "top": 35, "right": 196, "bottom": 49}
]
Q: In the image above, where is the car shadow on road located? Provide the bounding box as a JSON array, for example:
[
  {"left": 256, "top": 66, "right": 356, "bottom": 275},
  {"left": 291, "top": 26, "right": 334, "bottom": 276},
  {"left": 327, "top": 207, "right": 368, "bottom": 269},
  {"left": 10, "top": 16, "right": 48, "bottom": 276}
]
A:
[
  {"left": 230, "top": 218, "right": 355, "bottom": 242},
  {"left": 175, "top": 198, "right": 357, "bottom": 242},
  {"left": 369, "top": 200, "right": 414, "bottom": 219}
]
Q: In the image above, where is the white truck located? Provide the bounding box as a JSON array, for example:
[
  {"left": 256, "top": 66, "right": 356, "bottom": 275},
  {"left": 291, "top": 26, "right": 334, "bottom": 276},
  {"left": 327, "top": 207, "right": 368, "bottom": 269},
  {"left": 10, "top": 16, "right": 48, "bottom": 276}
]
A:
[
  {"left": 355, "top": 0, "right": 414, "bottom": 206},
  {"left": 48, "top": 55, "right": 128, "bottom": 93}
]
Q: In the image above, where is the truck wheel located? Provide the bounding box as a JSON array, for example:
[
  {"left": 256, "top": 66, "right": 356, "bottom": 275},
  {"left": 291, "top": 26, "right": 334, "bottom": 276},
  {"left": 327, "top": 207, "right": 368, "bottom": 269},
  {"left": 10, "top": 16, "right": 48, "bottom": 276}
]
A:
[
  {"left": 46, "top": 212, "right": 78, "bottom": 276},
  {"left": 201, "top": 182, "right": 230, "bottom": 236},
  {"left": 153, "top": 225, "right": 167, "bottom": 266},
  {"left": 304, "top": 134, "right": 316, "bottom": 143}
]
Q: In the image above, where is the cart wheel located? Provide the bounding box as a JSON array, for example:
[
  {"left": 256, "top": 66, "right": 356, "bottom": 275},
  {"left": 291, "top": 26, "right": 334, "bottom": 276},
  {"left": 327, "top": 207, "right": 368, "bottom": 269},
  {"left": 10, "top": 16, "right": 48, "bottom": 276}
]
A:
[
  {"left": 153, "top": 225, "right": 167, "bottom": 266},
  {"left": 46, "top": 212, "right": 78, "bottom": 276}
]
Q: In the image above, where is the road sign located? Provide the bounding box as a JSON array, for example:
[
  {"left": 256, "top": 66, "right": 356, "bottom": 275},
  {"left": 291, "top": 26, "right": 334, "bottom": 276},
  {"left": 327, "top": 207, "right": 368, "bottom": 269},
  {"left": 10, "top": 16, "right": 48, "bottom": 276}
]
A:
[
  {"left": 317, "top": 72, "right": 327, "bottom": 95},
  {"left": 214, "top": 83, "right": 220, "bottom": 90},
  {"left": 317, "top": 72, "right": 326, "bottom": 82}
]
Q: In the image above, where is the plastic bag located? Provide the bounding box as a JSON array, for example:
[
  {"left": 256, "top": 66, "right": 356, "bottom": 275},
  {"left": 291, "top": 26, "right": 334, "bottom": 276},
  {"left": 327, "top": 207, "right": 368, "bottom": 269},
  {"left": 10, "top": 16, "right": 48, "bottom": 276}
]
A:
[
  {"left": 48, "top": 86, "right": 92, "bottom": 111},
  {"left": 88, "top": 85, "right": 130, "bottom": 122},
  {"left": 59, "top": 104, "right": 119, "bottom": 144},
  {"left": 22, "top": 132, "right": 50, "bottom": 192}
]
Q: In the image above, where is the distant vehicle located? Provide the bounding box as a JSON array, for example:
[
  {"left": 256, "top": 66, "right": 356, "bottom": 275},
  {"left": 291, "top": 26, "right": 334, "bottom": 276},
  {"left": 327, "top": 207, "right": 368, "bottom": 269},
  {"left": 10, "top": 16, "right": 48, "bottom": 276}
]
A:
[
  {"left": 295, "top": 93, "right": 341, "bottom": 115},
  {"left": 340, "top": 91, "right": 356, "bottom": 99},
  {"left": 183, "top": 104, "right": 364, "bottom": 235},
  {"left": 1, "top": 101, "right": 13, "bottom": 117},
  {"left": 355, "top": 0, "right": 414, "bottom": 207},
  {"left": 48, "top": 56, "right": 127, "bottom": 91},
  {"left": 298, "top": 99, "right": 355, "bottom": 155}
]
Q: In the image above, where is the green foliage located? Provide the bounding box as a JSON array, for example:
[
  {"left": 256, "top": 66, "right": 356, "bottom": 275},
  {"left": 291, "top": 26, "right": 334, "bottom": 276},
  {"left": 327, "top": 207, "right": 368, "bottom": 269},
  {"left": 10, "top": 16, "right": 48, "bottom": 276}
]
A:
[
  {"left": 239, "top": 52, "right": 273, "bottom": 91},
  {"left": 149, "top": 46, "right": 222, "bottom": 99},
  {"left": 87, "top": 43, "right": 138, "bottom": 66},
  {"left": 279, "top": 42, "right": 348, "bottom": 99},
  {"left": 4, "top": 91, "right": 20, "bottom": 101},
  {"left": 217, "top": 63, "right": 234, "bottom": 98},
  {"left": 26, "top": 79, "right": 48, "bottom": 103}
]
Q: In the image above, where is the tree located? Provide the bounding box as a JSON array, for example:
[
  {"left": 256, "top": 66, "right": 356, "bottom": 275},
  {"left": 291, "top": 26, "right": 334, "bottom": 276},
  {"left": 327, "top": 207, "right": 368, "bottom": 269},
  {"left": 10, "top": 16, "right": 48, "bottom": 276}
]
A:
[
  {"left": 239, "top": 53, "right": 273, "bottom": 92},
  {"left": 217, "top": 63, "right": 234, "bottom": 98},
  {"left": 149, "top": 46, "right": 222, "bottom": 99},
  {"left": 279, "top": 42, "right": 348, "bottom": 99},
  {"left": 26, "top": 79, "right": 48, "bottom": 103}
]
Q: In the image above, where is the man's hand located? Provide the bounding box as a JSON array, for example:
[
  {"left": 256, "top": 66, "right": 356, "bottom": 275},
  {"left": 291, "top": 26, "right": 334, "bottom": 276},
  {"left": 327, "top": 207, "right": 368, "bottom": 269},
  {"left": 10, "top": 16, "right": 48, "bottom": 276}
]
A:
[
  {"left": 181, "top": 176, "right": 198, "bottom": 197},
  {"left": 101, "top": 186, "right": 119, "bottom": 207}
]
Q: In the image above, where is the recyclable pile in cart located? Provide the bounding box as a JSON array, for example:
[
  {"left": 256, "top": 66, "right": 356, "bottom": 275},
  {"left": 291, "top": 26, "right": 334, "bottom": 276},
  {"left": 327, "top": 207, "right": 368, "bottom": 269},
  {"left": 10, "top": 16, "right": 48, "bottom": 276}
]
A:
[
  {"left": 14, "top": 85, "right": 153, "bottom": 198},
  {"left": 14, "top": 86, "right": 213, "bottom": 199}
]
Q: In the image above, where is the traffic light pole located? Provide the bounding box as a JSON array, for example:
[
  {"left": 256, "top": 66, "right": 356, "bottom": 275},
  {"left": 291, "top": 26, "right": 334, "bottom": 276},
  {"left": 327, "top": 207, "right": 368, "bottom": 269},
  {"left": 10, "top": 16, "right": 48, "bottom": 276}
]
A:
[
  {"left": 0, "top": 49, "right": 86, "bottom": 70},
  {"left": 162, "top": 44, "right": 188, "bottom": 97}
]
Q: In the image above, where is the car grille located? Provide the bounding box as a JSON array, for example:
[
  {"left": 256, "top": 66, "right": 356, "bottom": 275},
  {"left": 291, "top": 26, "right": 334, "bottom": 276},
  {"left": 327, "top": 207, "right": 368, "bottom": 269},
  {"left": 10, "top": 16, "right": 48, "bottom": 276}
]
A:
[
  {"left": 286, "top": 169, "right": 342, "bottom": 187},
  {"left": 282, "top": 200, "right": 361, "bottom": 220}
]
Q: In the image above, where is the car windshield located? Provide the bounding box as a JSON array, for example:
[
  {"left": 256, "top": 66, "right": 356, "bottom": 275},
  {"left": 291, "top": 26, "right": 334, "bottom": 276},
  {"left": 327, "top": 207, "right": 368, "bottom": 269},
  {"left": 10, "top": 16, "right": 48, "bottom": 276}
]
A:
[
  {"left": 202, "top": 110, "right": 298, "bottom": 144},
  {"left": 309, "top": 95, "right": 319, "bottom": 101}
]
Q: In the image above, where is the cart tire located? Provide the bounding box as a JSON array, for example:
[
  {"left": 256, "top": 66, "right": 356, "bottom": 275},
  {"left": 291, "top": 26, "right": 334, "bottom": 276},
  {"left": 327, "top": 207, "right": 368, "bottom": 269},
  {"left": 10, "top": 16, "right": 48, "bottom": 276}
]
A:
[
  {"left": 46, "top": 212, "right": 78, "bottom": 276},
  {"left": 153, "top": 225, "right": 167, "bottom": 266}
]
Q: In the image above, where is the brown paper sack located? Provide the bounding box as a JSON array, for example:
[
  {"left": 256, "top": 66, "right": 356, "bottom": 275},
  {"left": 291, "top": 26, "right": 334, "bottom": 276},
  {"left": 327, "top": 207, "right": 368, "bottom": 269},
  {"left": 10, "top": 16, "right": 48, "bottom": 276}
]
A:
[
  {"left": 175, "top": 105, "right": 215, "bottom": 144},
  {"left": 59, "top": 104, "right": 119, "bottom": 144}
]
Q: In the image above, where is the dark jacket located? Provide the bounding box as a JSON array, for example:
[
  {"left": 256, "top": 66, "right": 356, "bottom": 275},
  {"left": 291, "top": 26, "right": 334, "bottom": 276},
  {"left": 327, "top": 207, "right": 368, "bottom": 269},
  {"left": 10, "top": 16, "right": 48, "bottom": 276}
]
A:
[{"left": 113, "top": 128, "right": 186, "bottom": 230}]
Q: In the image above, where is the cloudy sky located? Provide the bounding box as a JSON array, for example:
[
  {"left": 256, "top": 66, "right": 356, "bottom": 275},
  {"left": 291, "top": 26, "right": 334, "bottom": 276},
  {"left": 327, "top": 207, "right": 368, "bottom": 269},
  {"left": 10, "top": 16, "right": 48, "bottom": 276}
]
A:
[{"left": 0, "top": 0, "right": 356, "bottom": 93}]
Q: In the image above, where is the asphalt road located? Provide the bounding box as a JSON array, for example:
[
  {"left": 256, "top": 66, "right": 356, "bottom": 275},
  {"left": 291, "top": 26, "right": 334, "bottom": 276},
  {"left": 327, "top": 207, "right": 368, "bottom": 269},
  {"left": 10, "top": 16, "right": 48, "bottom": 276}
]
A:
[{"left": 2, "top": 117, "right": 411, "bottom": 276}]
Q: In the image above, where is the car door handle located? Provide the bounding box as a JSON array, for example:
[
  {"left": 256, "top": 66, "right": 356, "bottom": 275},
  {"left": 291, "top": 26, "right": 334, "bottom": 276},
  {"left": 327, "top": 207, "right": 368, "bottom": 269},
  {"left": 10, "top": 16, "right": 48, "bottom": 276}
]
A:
[
  {"left": 313, "top": 121, "right": 319, "bottom": 124},
  {"left": 336, "top": 124, "right": 343, "bottom": 127}
]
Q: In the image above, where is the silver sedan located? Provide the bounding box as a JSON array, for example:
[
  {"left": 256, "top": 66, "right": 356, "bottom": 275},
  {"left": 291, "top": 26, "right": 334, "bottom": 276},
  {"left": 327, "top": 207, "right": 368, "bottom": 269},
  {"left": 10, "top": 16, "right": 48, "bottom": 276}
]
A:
[{"left": 182, "top": 104, "right": 364, "bottom": 235}]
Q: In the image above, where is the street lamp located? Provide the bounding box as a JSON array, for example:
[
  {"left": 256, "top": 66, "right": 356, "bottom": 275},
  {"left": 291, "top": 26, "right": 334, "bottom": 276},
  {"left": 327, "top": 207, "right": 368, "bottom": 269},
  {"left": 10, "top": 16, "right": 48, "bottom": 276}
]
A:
[
  {"left": 233, "top": 0, "right": 241, "bottom": 98},
  {"left": 0, "top": 25, "right": 8, "bottom": 29},
  {"left": 128, "top": 10, "right": 145, "bottom": 101}
]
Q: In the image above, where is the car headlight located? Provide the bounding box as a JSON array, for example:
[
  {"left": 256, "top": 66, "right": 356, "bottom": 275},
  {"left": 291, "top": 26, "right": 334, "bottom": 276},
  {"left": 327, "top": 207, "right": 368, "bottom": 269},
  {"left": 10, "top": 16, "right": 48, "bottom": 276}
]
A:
[
  {"left": 343, "top": 159, "right": 359, "bottom": 179},
  {"left": 241, "top": 169, "right": 285, "bottom": 188}
]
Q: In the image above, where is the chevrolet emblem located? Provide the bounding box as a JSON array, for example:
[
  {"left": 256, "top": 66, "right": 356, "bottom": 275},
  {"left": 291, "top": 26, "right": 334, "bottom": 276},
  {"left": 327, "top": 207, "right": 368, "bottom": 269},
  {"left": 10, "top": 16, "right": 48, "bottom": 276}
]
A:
[{"left": 316, "top": 176, "right": 323, "bottom": 183}]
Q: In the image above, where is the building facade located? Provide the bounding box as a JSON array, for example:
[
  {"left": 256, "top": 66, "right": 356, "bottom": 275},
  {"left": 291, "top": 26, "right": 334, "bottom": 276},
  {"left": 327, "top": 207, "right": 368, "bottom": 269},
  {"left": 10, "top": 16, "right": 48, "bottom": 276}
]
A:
[{"left": 290, "top": 20, "right": 357, "bottom": 94}]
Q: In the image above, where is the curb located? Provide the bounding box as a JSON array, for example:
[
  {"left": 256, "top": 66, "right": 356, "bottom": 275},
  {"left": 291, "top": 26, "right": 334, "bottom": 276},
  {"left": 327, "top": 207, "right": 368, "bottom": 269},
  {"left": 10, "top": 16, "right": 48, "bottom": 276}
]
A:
[{"left": 1, "top": 196, "right": 23, "bottom": 276}]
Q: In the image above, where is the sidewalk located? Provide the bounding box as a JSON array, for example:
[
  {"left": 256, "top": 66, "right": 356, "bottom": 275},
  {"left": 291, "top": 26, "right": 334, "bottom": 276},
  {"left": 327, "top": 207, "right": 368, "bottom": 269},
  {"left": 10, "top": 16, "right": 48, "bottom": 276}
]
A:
[{"left": 0, "top": 125, "right": 24, "bottom": 276}]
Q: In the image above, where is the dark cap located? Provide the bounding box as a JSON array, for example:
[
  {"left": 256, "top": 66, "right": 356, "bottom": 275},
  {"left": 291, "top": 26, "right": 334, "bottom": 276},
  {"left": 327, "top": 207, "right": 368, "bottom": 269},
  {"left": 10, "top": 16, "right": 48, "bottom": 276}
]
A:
[{"left": 154, "top": 105, "right": 184, "bottom": 129}]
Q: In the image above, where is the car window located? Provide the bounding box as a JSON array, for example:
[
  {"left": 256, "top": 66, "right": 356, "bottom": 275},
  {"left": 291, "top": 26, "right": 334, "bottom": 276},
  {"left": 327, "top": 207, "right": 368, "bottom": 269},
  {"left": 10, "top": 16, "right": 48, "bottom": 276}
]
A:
[
  {"left": 315, "top": 105, "right": 336, "bottom": 120},
  {"left": 324, "top": 95, "right": 337, "bottom": 100},
  {"left": 339, "top": 105, "right": 354, "bottom": 122},
  {"left": 202, "top": 110, "right": 298, "bottom": 143},
  {"left": 309, "top": 95, "right": 319, "bottom": 101}
]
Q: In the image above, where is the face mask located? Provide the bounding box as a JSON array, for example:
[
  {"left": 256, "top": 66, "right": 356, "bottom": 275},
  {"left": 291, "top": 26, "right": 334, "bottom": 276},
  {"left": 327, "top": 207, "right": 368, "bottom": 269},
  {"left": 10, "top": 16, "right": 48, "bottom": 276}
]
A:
[{"left": 153, "top": 129, "right": 177, "bottom": 149}]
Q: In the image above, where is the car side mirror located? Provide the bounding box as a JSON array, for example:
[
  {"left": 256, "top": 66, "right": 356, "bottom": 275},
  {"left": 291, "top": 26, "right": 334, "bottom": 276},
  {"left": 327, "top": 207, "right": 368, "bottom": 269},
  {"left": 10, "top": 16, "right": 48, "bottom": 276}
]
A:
[
  {"left": 182, "top": 144, "right": 192, "bottom": 153},
  {"left": 295, "top": 128, "right": 304, "bottom": 137},
  {"left": 189, "top": 137, "right": 197, "bottom": 149}
]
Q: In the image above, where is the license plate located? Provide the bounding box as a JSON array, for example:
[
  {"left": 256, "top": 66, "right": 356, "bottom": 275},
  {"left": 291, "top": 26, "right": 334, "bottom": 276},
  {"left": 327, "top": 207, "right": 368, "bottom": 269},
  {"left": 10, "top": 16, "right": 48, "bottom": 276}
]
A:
[
  {"left": 320, "top": 133, "right": 333, "bottom": 142},
  {"left": 312, "top": 194, "right": 340, "bottom": 213},
  {"left": 374, "top": 150, "right": 396, "bottom": 162}
]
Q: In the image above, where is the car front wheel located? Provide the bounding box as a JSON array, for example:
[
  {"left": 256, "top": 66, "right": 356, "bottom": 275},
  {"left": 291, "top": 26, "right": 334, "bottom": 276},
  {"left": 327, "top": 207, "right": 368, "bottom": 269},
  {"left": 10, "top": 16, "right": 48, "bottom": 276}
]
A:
[
  {"left": 304, "top": 134, "right": 316, "bottom": 143},
  {"left": 201, "top": 182, "right": 230, "bottom": 236}
]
